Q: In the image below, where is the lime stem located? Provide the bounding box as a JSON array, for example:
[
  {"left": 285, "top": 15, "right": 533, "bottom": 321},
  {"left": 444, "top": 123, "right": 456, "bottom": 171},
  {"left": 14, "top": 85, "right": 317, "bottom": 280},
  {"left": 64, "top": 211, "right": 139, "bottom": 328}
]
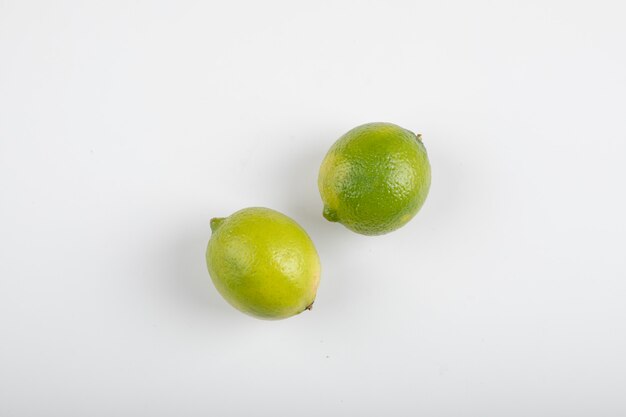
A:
[
  {"left": 210, "top": 217, "right": 225, "bottom": 232},
  {"left": 323, "top": 207, "right": 339, "bottom": 222}
]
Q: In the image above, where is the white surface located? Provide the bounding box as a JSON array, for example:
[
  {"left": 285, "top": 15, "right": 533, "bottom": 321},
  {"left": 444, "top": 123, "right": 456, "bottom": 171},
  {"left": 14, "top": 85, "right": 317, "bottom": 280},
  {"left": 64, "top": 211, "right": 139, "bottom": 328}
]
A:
[{"left": 1, "top": 1, "right": 625, "bottom": 415}]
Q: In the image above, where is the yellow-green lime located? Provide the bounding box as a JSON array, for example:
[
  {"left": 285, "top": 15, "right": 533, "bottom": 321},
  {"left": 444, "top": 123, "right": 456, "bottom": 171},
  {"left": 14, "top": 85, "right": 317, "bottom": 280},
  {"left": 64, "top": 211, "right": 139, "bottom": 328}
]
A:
[
  {"left": 318, "top": 122, "right": 431, "bottom": 235},
  {"left": 206, "top": 207, "right": 321, "bottom": 320}
]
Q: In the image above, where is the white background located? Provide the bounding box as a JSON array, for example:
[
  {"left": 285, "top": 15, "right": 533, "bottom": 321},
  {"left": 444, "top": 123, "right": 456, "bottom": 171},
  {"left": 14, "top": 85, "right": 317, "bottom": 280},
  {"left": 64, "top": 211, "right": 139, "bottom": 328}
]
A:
[{"left": 1, "top": 1, "right": 625, "bottom": 415}]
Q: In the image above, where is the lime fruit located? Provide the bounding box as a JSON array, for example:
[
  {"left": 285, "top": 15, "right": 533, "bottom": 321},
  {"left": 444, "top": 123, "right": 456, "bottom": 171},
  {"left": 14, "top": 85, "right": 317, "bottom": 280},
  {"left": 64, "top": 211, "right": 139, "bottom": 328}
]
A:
[
  {"left": 206, "top": 207, "right": 321, "bottom": 320},
  {"left": 318, "top": 122, "right": 431, "bottom": 235}
]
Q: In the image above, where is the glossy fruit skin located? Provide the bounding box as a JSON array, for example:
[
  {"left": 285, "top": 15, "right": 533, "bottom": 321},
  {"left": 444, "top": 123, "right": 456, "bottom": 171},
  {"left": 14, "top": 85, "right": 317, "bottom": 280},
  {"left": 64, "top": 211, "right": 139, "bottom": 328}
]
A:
[
  {"left": 318, "top": 122, "right": 431, "bottom": 235},
  {"left": 206, "top": 207, "right": 321, "bottom": 320}
]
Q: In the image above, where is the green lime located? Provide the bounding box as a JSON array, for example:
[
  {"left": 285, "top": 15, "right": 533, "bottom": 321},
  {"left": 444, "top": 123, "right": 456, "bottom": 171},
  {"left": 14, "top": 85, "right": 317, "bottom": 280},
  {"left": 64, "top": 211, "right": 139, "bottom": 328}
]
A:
[
  {"left": 318, "top": 122, "right": 431, "bottom": 235},
  {"left": 206, "top": 207, "right": 321, "bottom": 320}
]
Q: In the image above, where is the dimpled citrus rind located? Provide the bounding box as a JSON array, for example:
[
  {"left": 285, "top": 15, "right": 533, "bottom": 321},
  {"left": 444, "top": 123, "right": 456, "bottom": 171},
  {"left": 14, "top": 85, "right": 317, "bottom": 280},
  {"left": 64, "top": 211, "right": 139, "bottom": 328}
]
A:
[
  {"left": 206, "top": 207, "right": 321, "bottom": 320},
  {"left": 318, "top": 122, "right": 431, "bottom": 235}
]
